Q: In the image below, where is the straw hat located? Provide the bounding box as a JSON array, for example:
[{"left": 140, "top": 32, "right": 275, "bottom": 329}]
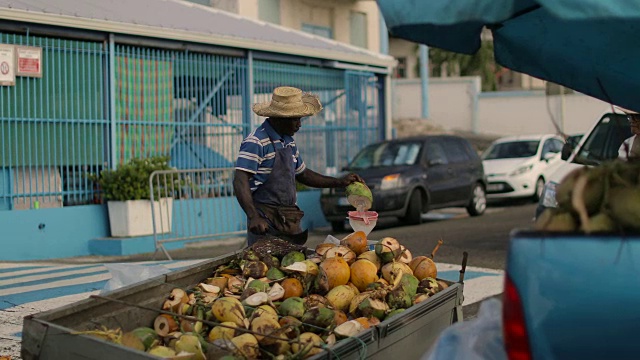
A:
[{"left": 253, "top": 86, "right": 322, "bottom": 118}]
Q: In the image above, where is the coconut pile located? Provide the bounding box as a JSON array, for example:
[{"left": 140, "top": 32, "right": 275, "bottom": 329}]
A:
[
  {"left": 85, "top": 233, "right": 448, "bottom": 359},
  {"left": 535, "top": 160, "right": 640, "bottom": 233}
]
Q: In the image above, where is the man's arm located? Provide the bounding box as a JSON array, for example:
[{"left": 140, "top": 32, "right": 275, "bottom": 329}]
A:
[
  {"left": 233, "top": 170, "right": 269, "bottom": 234},
  {"left": 296, "top": 168, "right": 364, "bottom": 188}
]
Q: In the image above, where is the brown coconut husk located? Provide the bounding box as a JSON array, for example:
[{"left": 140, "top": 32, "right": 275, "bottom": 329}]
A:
[{"left": 244, "top": 237, "right": 307, "bottom": 261}]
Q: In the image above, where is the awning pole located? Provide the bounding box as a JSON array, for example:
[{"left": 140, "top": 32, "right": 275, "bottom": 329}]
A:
[{"left": 419, "top": 44, "right": 429, "bottom": 119}]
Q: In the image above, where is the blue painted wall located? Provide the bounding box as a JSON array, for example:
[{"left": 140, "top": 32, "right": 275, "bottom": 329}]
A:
[
  {"left": 0, "top": 205, "right": 110, "bottom": 261},
  {"left": 2, "top": 190, "right": 331, "bottom": 261}
]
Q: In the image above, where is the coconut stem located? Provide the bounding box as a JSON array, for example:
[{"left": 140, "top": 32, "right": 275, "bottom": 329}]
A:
[{"left": 430, "top": 239, "right": 443, "bottom": 259}]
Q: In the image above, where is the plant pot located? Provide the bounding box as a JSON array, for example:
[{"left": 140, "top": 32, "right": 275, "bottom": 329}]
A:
[{"left": 107, "top": 198, "right": 173, "bottom": 237}]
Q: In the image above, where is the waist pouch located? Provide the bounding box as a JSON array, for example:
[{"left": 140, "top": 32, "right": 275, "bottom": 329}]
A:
[{"left": 255, "top": 203, "right": 305, "bottom": 234}]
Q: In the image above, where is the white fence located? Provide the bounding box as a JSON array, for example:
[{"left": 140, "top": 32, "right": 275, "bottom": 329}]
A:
[{"left": 392, "top": 77, "right": 612, "bottom": 137}]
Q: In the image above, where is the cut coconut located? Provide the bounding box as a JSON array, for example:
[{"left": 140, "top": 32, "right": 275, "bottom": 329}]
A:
[
  {"left": 162, "top": 288, "right": 188, "bottom": 312},
  {"left": 243, "top": 292, "right": 270, "bottom": 307},
  {"left": 345, "top": 182, "right": 373, "bottom": 211},
  {"left": 268, "top": 283, "right": 285, "bottom": 301},
  {"left": 284, "top": 261, "right": 308, "bottom": 273},
  {"left": 154, "top": 314, "right": 178, "bottom": 337},
  {"left": 198, "top": 283, "right": 221, "bottom": 294},
  {"left": 323, "top": 245, "right": 357, "bottom": 264},
  {"left": 334, "top": 320, "right": 365, "bottom": 338}
]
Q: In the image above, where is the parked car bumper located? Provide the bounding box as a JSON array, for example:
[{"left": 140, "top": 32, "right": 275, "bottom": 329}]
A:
[
  {"left": 485, "top": 174, "right": 536, "bottom": 199},
  {"left": 320, "top": 187, "right": 409, "bottom": 221}
]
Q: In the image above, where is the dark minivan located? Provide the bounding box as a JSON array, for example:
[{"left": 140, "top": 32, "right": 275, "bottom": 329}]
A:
[{"left": 320, "top": 135, "right": 487, "bottom": 232}]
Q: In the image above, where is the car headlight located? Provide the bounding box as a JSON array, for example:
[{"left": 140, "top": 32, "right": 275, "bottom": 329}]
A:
[
  {"left": 539, "top": 181, "right": 558, "bottom": 208},
  {"left": 510, "top": 164, "right": 533, "bottom": 176},
  {"left": 380, "top": 173, "right": 402, "bottom": 190}
]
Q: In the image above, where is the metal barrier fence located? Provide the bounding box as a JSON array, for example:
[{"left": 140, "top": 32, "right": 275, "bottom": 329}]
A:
[
  {"left": 149, "top": 168, "right": 244, "bottom": 260},
  {"left": 0, "top": 31, "right": 384, "bottom": 214}
]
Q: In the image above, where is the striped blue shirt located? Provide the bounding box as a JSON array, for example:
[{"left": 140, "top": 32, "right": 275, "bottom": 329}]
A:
[{"left": 235, "top": 120, "right": 306, "bottom": 191}]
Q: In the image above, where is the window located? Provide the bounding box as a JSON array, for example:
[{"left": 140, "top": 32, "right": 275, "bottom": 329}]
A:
[
  {"left": 258, "top": 0, "right": 281, "bottom": 24},
  {"left": 444, "top": 138, "right": 471, "bottom": 163},
  {"left": 394, "top": 57, "right": 407, "bottom": 79},
  {"left": 424, "top": 141, "right": 449, "bottom": 165},
  {"left": 302, "top": 24, "right": 333, "bottom": 39},
  {"left": 350, "top": 11, "right": 368, "bottom": 48},
  {"left": 349, "top": 141, "right": 423, "bottom": 169},
  {"left": 483, "top": 141, "right": 540, "bottom": 160},
  {"left": 575, "top": 115, "right": 631, "bottom": 164}
]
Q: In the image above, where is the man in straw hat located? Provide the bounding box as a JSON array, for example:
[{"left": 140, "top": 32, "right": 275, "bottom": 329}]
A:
[
  {"left": 615, "top": 106, "right": 640, "bottom": 160},
  {"left": 234, "top": 86, "right": 364, "bottom": 245}
]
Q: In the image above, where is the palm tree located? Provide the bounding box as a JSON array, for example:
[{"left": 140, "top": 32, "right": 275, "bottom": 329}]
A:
[{"left": 419, "top": 41, "right": 500, "bottom": 91}]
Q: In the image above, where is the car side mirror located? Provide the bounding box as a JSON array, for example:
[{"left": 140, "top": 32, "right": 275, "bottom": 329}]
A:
[{"left": 560, "top": 143, "right": 573, "bottom": 160}]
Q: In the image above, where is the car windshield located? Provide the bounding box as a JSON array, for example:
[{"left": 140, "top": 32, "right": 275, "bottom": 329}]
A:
[
  {"left": 482, "top": 140, "right": 539, "bottom": 160},
  {"left": 349, "top": 141, "right": 422, "bottom": 169},
  {"left": 573, "top": 114, "right": 631, "bottom": 165}
]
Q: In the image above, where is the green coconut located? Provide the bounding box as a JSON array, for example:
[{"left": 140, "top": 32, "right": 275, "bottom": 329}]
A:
[
  {"left": 387, "top": 273, "right": 419, "bottom": 309},
  {"left": 174, "top": 334, "right": 206, "bottom": 360},
  {"left": 608, "top": 187, "right": 640, "bottom": 231},
  {"left": 247, "top": 279, "right": 269, "bottom": 292},
  {"left": 242, "top": 260, "right": 269, "bottom": 279},
  {"left": 301, "top": 307, "right": 336, "bottom": 332},
  {"left": 534, "top": 209, "right": 577, "bottom": 232},
  {"left": 385, "top": 308, "right": 405, "bottom": 320},
  {"left": 356, "top": 297, "right": 389, "bottom": 320},
  {"left": 346, "top": 182, "right": 373, "bottom": 211},
  {"left": 147, "top": 346, "right": 176, "bottom": 357},
  {"left": 581, "top": 212, "right": 617, "bottom": 233},
  {"left": 278, "top": 297, "right": 306, "bottom": 319},
  {"left": 121, "top": 327, "right": 159, "bottom": 351},
  {"left": 281, "top": 251, "right": 306, "bottom": 267},
  {"left": 266, "top": 267, "right": 286, "bottom": 281}
]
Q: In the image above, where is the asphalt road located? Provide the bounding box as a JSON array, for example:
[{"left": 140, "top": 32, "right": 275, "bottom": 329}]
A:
[{"left": 314, "top": 201, "right": 538, "bottom": 271}]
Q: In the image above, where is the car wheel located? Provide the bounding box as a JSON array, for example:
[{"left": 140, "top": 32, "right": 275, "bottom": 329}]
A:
[
  {"left": 401, "top": 191, "right": 423, "bottom": 225},
  {"left": 533, "top": 177, "right": 545, "bottom": 202},
  {"left": 331, "top": 220, "right": 345, "bottom": 233},
  {"left": 466, "top": 183, "right": 486, "bottom": 216}
]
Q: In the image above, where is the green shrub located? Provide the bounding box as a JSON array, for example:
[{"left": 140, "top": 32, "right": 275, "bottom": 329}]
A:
[{"left": 89, "top": 156, "right": 175, "bottom": 201}]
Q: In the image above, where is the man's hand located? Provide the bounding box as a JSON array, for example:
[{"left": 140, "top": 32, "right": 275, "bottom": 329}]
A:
[
  {"left": 296, "top": 169, "right": 365, "bottom": 189},
  {"left": 339, "top": 173, "right": 365, "bottom": 187},
  {"left": 248, "top": 216, "right": 270, "bottom": 235}
]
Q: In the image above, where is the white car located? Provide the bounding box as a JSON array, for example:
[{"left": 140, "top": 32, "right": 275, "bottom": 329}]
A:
[
  {"left": 535, "top": 110, "right": 632, "bottom": 219},
  {"left": 481, "top": 134, "right": 564, "bottom": 201}
]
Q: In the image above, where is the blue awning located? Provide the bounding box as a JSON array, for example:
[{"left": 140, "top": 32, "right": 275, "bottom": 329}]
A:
[{"left": 377, "top": 0, "right": 640, "bottom": 112}]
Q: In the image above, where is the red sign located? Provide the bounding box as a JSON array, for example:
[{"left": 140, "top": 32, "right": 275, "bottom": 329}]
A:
[
  {"left": 15, "top": 46, "right": 42, "bottom": 77},
  {"left": 18, "top": 57, "right": 39, "bottom": 73}
]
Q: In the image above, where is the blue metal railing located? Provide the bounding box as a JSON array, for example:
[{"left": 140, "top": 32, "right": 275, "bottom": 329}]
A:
[{"left": 0, "top": 33, "right": 384, "bottom": 210}]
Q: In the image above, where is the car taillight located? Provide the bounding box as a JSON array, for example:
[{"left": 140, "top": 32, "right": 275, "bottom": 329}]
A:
[{"left": 503, "top": 275, "right": 532, "bottom": 360}]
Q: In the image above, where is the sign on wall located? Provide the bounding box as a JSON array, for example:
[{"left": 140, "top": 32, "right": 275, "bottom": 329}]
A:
[
  {"left": 0, "top": 44, "right": 15, "bottom": 86},
  {"left": 16, "top": 46, "right": 42, "bottom": 77}
]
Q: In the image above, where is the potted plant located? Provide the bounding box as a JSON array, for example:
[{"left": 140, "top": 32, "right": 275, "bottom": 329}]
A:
[{"left": 90, "top": 156, "right": 176, "bottom": 237}]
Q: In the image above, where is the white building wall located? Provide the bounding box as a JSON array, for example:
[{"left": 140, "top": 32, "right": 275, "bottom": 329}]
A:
[
  {"left": 477, "top": 92, "right": 610, "bottom": 136},
  {"left": 393, "top": 78, "right": 477, "bottom": 131},
  {"left": 392, "top": 77, "right": 611, "bottom": 137},
  {"left": 389, "top": 38, "right": 418, "bottom": 79},
  {"left": 230, "top": 0, "right": 381, "bottom": 52}
]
